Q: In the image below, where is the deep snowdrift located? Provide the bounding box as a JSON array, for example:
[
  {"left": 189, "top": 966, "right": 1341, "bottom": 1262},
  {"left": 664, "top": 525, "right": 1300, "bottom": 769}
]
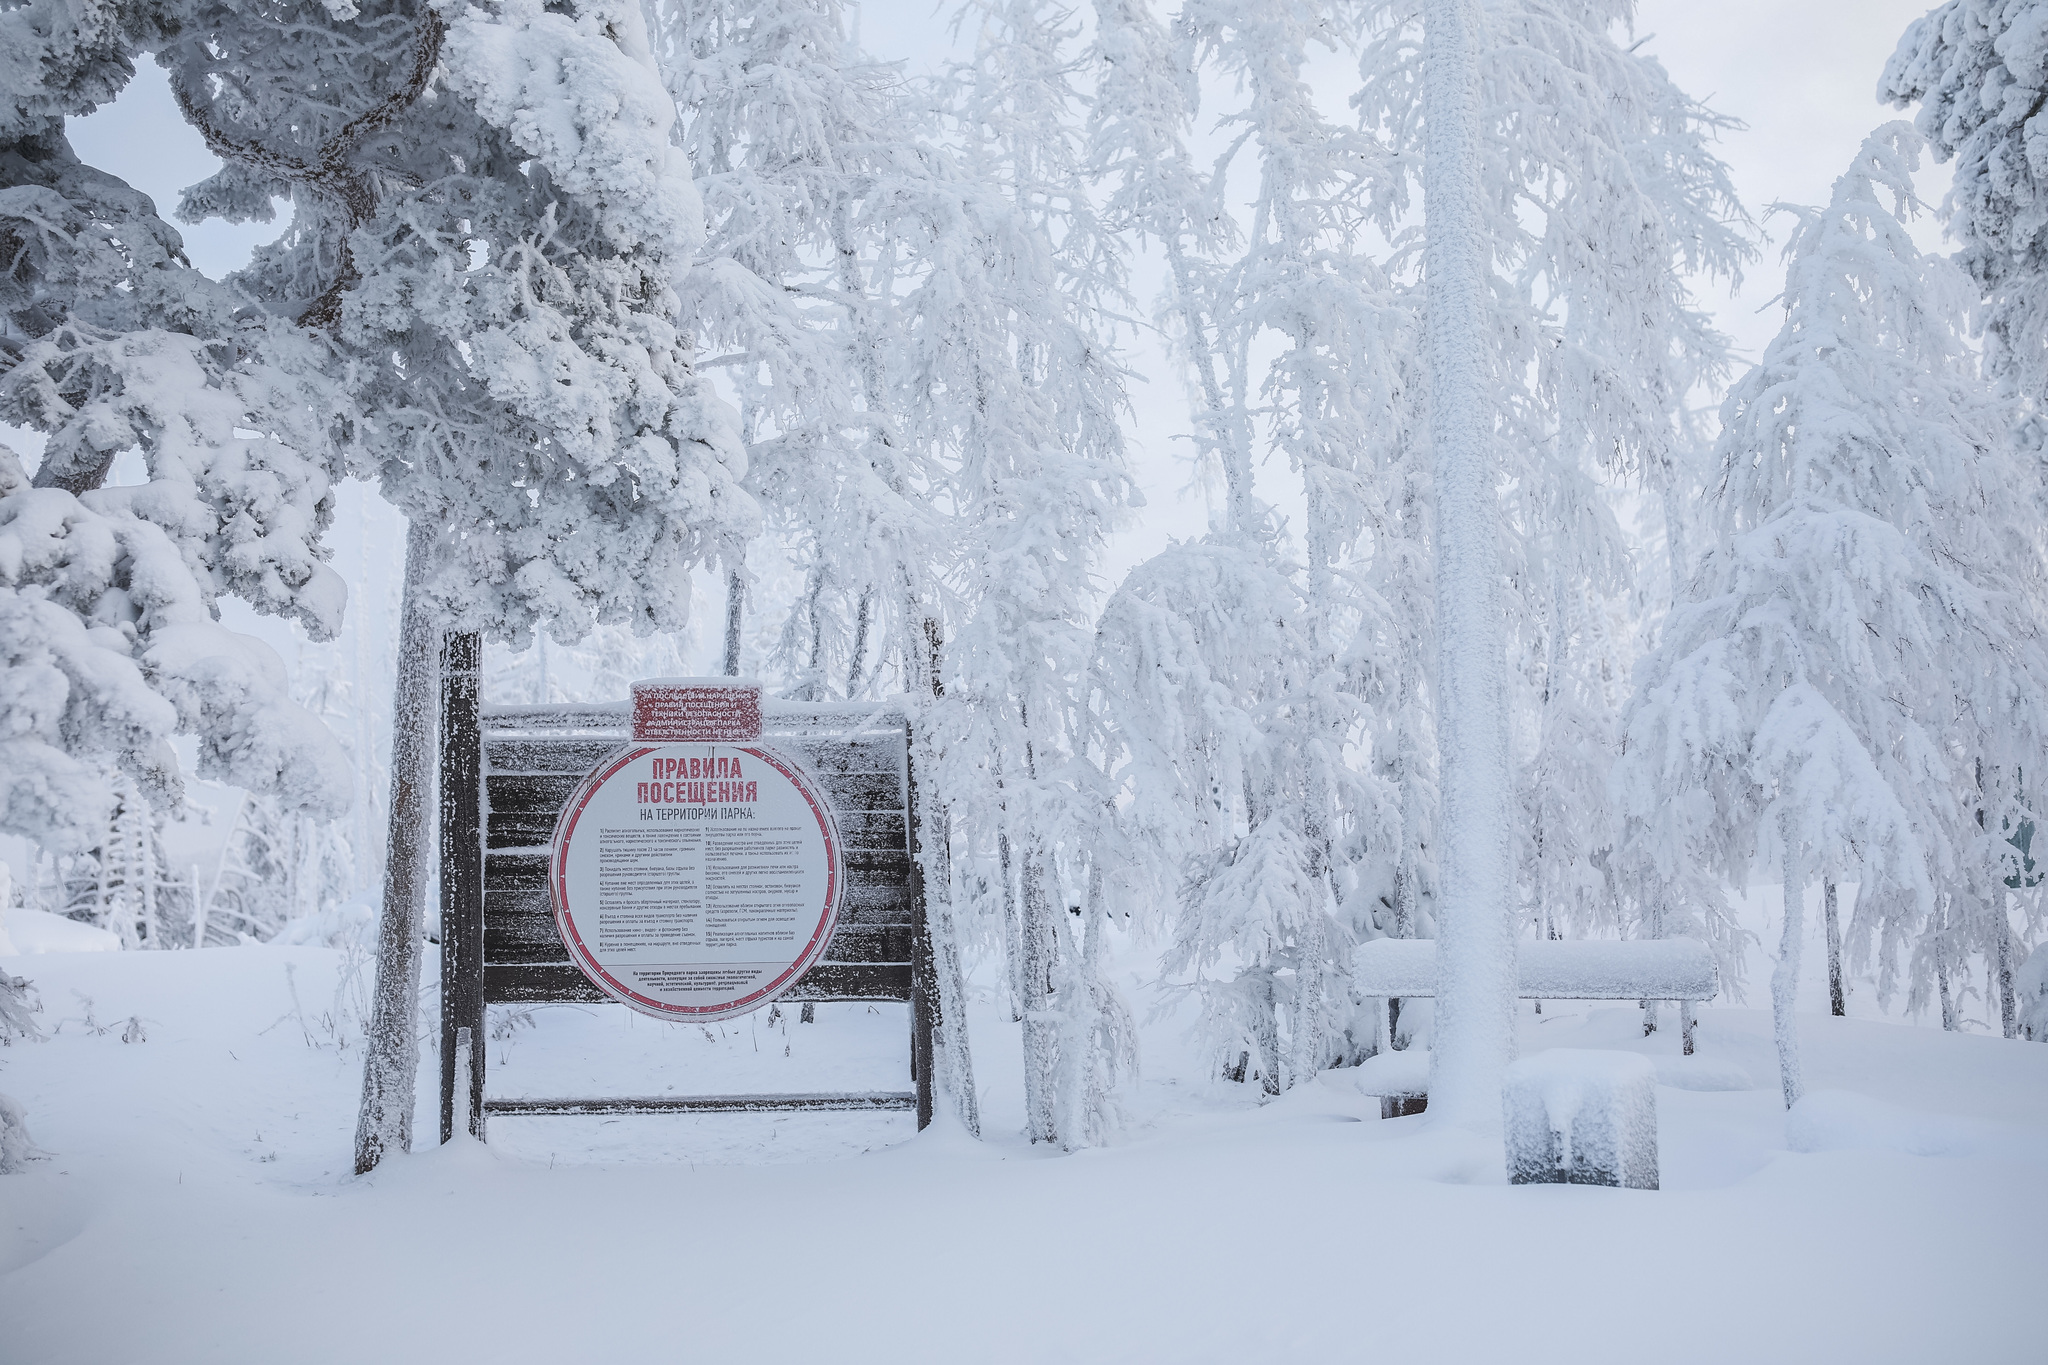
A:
[{"left": 0, "top": 941, "right": 2041, "bottom": 1364}]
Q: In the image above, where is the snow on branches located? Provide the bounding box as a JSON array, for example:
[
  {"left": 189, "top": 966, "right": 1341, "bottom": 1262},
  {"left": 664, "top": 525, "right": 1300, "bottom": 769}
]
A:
[
  {"left": 2, "top": 9, "right": 351, "bottom": 847},
  {"left": 1884, "top": 0, "right": 2048, "bottom": 406},
  {"left": 1616, "top": 125, "right": 2048, "bottom": 1094}
]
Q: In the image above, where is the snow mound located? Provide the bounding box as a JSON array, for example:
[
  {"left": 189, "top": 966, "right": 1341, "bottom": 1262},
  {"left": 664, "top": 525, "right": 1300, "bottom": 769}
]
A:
[
  {"left": 1351, "top": 1049, "right": 1430, "bottom": 1096},
  {"left": 1, "top": 909, "right": 120, "bottom": 956},
  {"left": 1787, "top": 1090, "right": 2029, "bottom": 1159},
  {"left": 1506, "top": 1050, "right": 1659, "bottom": 1189},
  {"left": 1652, "top": 1055, "right": 1754, "bottom": 1091},
  {"left": 1351, "top": 937, "right": 1718, "bottom": 1000},
  {"left": 271, "top": 899, "right": 378, "bottom": 952}
]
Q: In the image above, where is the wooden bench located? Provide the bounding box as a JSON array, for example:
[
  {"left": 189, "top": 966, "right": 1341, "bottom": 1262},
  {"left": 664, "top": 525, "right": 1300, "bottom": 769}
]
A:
[
  {"left": 436, "top": 635, "right": 941, "bottom": 1142},
  {"left": 1351, "top": 937, "right": 1720, "bottom": 1056}
]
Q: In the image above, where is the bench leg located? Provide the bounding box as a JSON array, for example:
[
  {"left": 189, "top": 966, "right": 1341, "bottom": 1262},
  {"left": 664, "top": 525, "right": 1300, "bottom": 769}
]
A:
[{"left": 1680, "top": 1002, "right": 1696, "bottom": 1056}]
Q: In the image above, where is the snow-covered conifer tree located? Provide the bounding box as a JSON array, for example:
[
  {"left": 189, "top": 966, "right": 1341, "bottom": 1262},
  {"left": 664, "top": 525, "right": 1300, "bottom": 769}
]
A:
[
  {"left": 651, "top": 0, "right": 950, "bottom": 699},
  {"left": 1615, "top": 126, "right": 2048, "bottom": 1104}
]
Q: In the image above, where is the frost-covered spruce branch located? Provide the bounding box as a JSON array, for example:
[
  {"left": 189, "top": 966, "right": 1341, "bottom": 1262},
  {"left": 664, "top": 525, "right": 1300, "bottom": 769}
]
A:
[
  {"left": 2, "top": 0, "right": 354, "bottom": 851},
  {"left": 1884, "top": 0, "right": 2048, "bottom": 410}
]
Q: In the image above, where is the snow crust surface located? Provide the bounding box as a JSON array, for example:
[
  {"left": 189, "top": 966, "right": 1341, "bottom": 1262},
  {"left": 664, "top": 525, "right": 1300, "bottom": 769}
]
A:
[{"left": 0, "top": 944, "right": 2042, "bottom": 1364}]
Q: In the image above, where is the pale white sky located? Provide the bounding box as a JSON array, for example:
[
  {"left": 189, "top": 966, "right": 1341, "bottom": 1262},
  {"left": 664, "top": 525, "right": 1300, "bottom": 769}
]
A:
[{"left": 51, "top": 1, "right": 1950, "bottom": 584}]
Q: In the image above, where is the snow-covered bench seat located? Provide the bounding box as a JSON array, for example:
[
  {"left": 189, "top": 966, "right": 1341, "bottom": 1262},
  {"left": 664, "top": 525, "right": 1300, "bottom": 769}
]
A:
[{"left": 1352, "top": 937, "right": 1719, "bottom": 1053}]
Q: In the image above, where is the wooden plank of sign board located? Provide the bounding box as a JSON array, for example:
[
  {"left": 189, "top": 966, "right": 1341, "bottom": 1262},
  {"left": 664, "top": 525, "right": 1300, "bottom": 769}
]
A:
[
  {"left": 482, "top": 890, "right": 913, "bottom": 967},
  {"left": 485, "top": 744, "right": 904, "bottom": 785},
  {"left": 482, "top": 771, "right": 907, "bottom": 820},
  {"left": 484, "top": 772, "right": 583, "bottom": 813},
  {"left": 486, "top": 809, "right": 559, "bottom": 850},
  {"left": 483, "top": 961, "right": 914, "bottom": 1005},
  {"left": 484, "top": 811, "right": 910, "bottom": 855},
  {"left": 782, "top": 735, "right": 906, "bottom": 774},
  {"left": 479, "top": 751, "right": 904, "bottom": 815},
  {"left": 483, "top": 1092, "right": 918, "bottom": 1116},
  {"left": 479, "top": 700, "right": 909, "bottom": 737},
  {"left": 485, "top": 738, "right": 622, "bottom": 775},
  {"left": 484, "top": 785, "right": 907, "bottom": 848},
  {"left": 480, "top": 852, "right": 911, "bottom": 918}
]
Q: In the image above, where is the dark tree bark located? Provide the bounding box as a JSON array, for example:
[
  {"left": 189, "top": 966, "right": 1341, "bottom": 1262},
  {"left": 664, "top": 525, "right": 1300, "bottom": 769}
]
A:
[{"left": 1824, "top": 879, "right": 1845, "bottom": 1017}]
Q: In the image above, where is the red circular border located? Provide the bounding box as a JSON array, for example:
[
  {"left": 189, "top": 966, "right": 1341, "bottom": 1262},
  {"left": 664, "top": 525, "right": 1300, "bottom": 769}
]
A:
[{"left": 548, "top": 743, "right": 843, "bottom": 1021}]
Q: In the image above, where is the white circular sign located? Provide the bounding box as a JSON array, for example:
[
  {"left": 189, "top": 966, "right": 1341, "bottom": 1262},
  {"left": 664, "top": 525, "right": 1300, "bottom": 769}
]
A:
[{"left": 549, "top": 742, "right": 843, "bottom": 1020}]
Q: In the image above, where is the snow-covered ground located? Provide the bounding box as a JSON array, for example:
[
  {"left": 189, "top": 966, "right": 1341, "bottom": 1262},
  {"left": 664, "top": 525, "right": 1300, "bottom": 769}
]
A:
[{"left": 1, "top": 941, "right": 2041, "bottom": 1365}]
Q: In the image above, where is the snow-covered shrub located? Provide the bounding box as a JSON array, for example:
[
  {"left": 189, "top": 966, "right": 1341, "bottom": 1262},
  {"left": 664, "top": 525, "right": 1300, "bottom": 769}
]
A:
[
  {"left": 2019, "top": 943, "right": 2048, "bottom": 1042},
  {"left": 0, "top": 971, "right": 43, "bottom": 1173}
]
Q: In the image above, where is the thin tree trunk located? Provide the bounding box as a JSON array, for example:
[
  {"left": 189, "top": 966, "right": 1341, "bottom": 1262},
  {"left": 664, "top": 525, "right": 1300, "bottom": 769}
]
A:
[
  {"left": 846, "top": 586, "right": 874, "bottom": 698},
  {"left": 1934, "top": 896, "right": 1958, "bottom": 1031},
  {"left": 997, "top": 825, "right": 1023, "bottom": 1023},
  {"left": 353, "top": 519, "right": 442, "bottom": 1175},
  {"left": 1824, "top": 878, "right": 1845, "bottom": 1017},
  {"left": 1773, "top": 813, "right": 1806, "bottom": 1110},
  {"left": 723, "top": 563, "right": 744, "bottom": 678},
  {"left": 1422, "top": 0, "right": 1518, "bottom": 1128},
  {"left": 1997, "top": 916, "right": 2017, "bottom": 1039}
]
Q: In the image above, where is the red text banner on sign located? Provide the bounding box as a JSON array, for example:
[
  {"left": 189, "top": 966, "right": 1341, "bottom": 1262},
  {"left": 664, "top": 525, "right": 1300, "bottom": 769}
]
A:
[{"left": 631, "top": 678, "right": 763, "bottom": 742}]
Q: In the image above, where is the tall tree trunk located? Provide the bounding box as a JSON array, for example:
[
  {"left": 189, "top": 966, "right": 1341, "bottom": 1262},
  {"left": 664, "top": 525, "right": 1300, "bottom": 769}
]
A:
[
  {"left": 1773, "top": 813, "right": 1806, "bottom": 1110},
  {"left": 1933, "top": 896, "right": 1958, "bottom": 1031},
  {"left": 1823, "top": 878, "right": 1845, "bottom": 1017},
  {"left": 353, "top": 519, "right": 441, "bottom": 1174},
  {"left": 1019, "top": 845, "right": 1060, "bottom": 1143},
  {"left": 908, "top": 613, "right": 978, "bottom": 1135},
  {"left": 1422, "top": 0, "right": 1517, "bottom": 1127}
]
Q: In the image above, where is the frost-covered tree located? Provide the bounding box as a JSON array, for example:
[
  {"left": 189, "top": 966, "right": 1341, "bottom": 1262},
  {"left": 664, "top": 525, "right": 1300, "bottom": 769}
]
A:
[
  {"left": 912, "top": 0, "right": 1137, "bottom": 1146},
  {"left": 54, "top": 771, "right": 181, "bottom": 947},
  {"left": 651, "top": 0, "right": 952, "bottom": 699},
  {"left": 1087, "top": 0, "right": 1415, "bottom": 1096},
  {"left": 1883, "top": 0, "right": 2048, "bottom": 408},
  {"left": 2, "top": 0, "right": 353, "bottom": 851},
  {"left": 1614, "top": 126, "right": 2048, "bottom": 1105},
  {"left": 1354, "top": 0, "right": 1752, "bottom": 1084}
]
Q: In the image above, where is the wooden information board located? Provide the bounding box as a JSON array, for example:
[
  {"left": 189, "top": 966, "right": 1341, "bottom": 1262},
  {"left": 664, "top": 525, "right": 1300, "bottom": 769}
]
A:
[{"left": 436, "top": 637, "right": 938, "bottom": 1141}]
